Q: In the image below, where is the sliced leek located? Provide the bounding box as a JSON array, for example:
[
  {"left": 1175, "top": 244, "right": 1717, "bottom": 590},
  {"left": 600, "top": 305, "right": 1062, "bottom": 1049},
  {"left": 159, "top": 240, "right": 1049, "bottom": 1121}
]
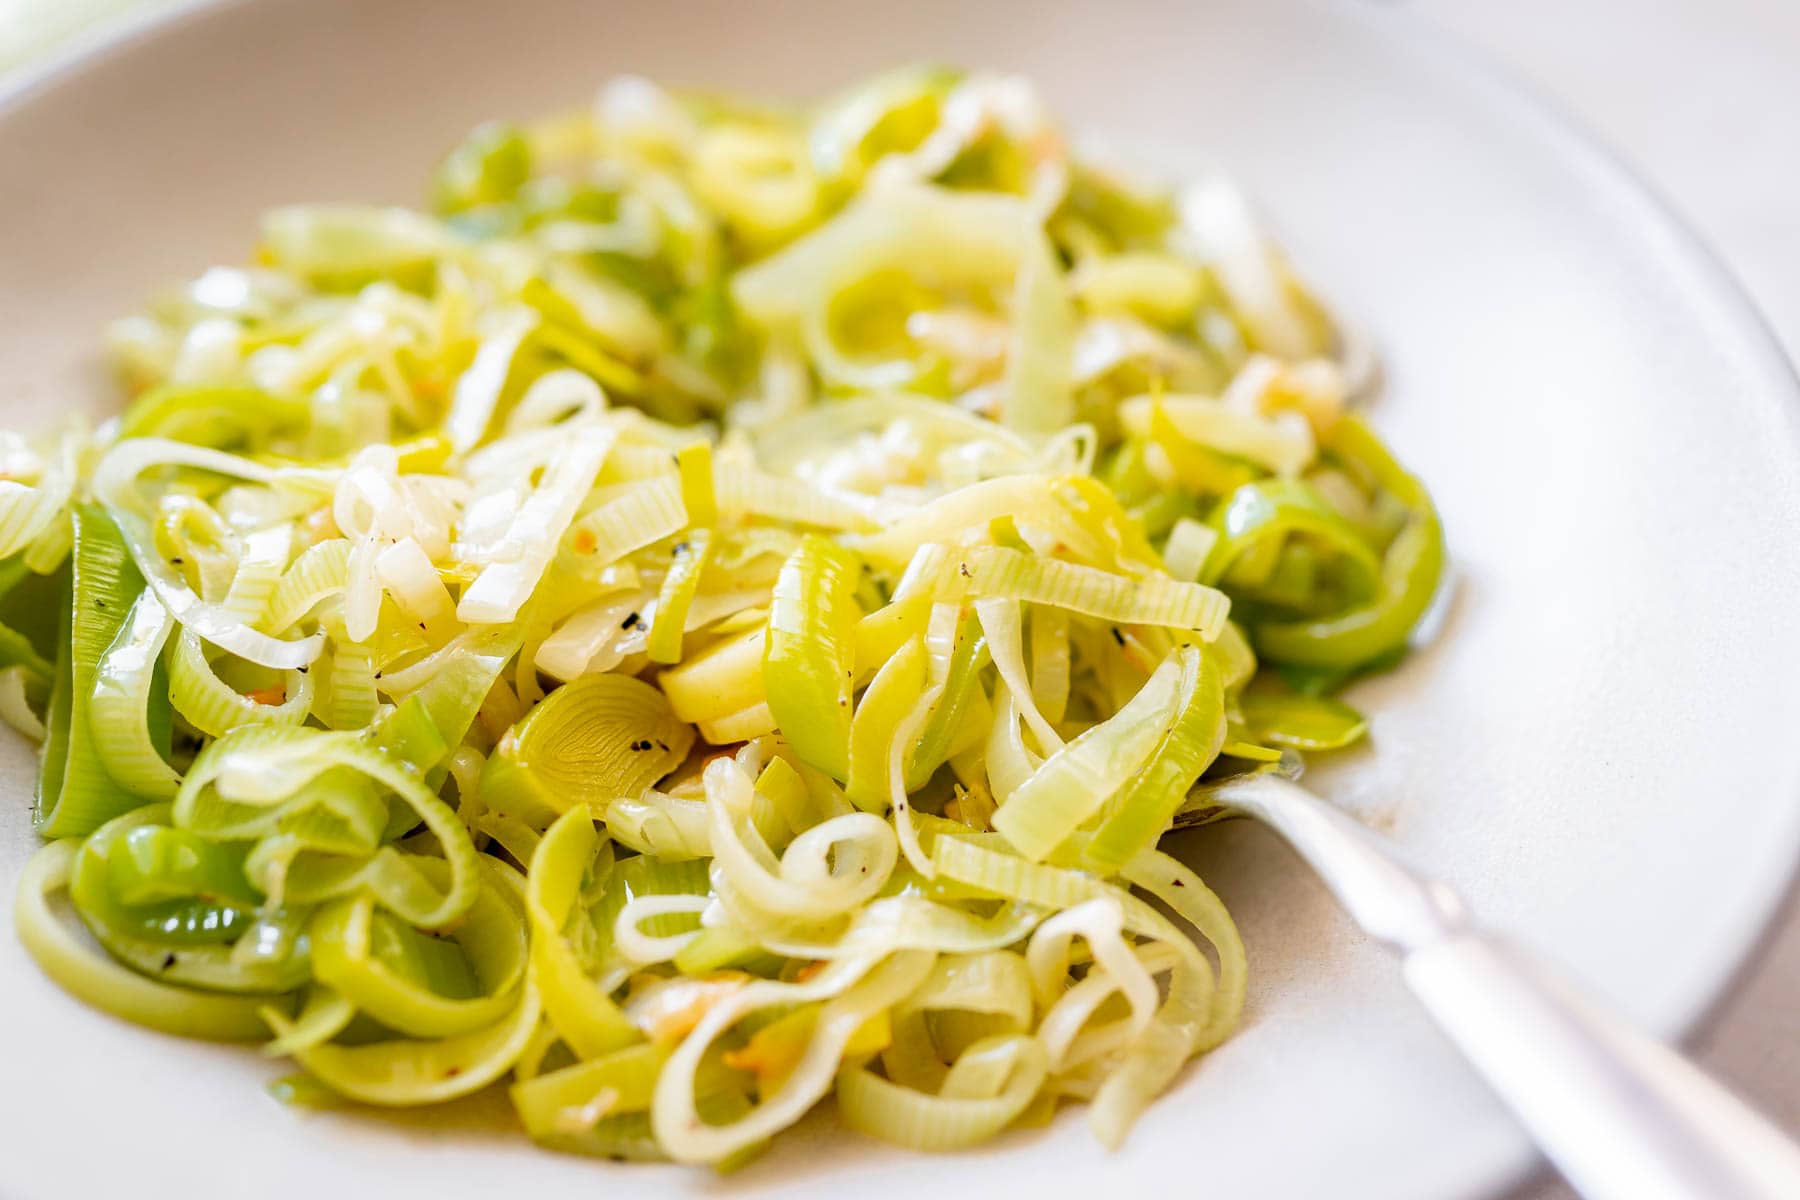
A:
[{"left": 7, "top": 68, "right": 1441, "bottom": 1170}]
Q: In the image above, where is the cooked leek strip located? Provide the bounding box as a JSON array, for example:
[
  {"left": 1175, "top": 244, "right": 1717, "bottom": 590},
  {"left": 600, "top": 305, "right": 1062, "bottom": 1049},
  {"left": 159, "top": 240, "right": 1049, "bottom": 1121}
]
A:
[
  {"left": 614, "top": 893, "right": 709, "bottom": 964},
  {"left": 1006, "top": 219, "right": 1077, "bottom": 433},
  {"left": 1162, "top": 515, "right": 1219, "bottom": 583},
  {"left": 1029, "top": 894, "right": 1159, "bottom": 1043},
  {"left": 481, "top": 672, "right": 693, "bottom": 826},
  {"left": 1240, "top": 680, "right": 1368, "bottom": 751},
  {"left": 432, "top": 119, "right": 530, "bottom": 213},
  {"left": 738, "top": 182, "right": 1073, "bottom": 426},
  {"left": 37, "top": 505, "right": 147, "bottom": 837},
  {"left": 14, "top": 840, "right": 276, "bottom": 1040},
  {"left": 698, "top": 700, "right": 779, "bottom": 745},
  {"left": 945, "top": 545, "right": 1229, "bottom": 638},
  {"left": 852, "top": 474, "right": 1102, "bottom": 570},
  {"left": 750, "top": 393, "right": 1031, "bottom": 475},
  {"left": 839, "top": 1031, "right": 1048, "bottom": 1150},
  {"left": 260, "top": 203, "right": 449, "bottom": 286},
  {"left": 319, "top": 635, "right": 380, "bottom": 730},
  {"left": 458, "top": 426, "right": 613, "bottom": 623},
  {"left": 566, "top": 474, "right": 687, "bottom": 568},
  {"left": 1123, "top": 849, "right": 1247, "bottom": 1051},
  {"left": 92, "top": 439, "right": 328, "bottom": 670},
  {"left": 675, "top": 441, "right": 718, "bottom": 528},
  {"left": 931, "top": 835, "right": 1102, "bottom": 909},
  {"left": 1201, "top": 477, "right": 1381, "bottom": 604},
  {"left": 845, "top": 636, "right": 928, "bottom": 812},
  {"left": 263, "top": 972, "right": 540, "bottom": 1106},
  {"left": 118, "top": 383, "right": 308, "bottom": 448},
  {"left": 0, "top": 430, "right": 77, "bottom": 559},
  {"left": 646, "top": 530, "right": 711, "bottom": 664},
  {"left": 652, "top": 949, "right": 936, "bottom": 1163},
  {"left": 1121, "top": 393, "right": 1315, "bottom": 477},
  {"left": 527, "top": 809, "right": 639, "bottom": 1058},
  {"left": 390, "top": 628, "right": 521, "bottom": 762},
  {"left": 715, "top": 467, "right": 879, "bottom": 532},
  {"left": 263, "top": 987, "right": 355, "bottom": 1058},
  {"left": 905, "top": 609, "right": 987, "bottom": 790},
  {"left": 0, "top": 665, "right": 46, "bottom": 740},
  {"left": 1083, "top": 646, "right": 1226, "bottom": 870},
  {"left": 223, "top": 525, "right": 294, "bottom": 622},
  {"left": 21, "top": 510, "right": 73, "bottom": 575},
  {"left": 375, "top": 537, "right": 457, "bottom": 642},
  {"left": 1082, "top": 858, "right": 1247, "bottom": 1146},
  {"left": 693, "top": 123, "right": 820, "bottom": 251},
  {"left": 604, "top": 791, "right": 711, "bottom": 861},
  {"left": 175, "top": 725, "right": 480, "bottom": 930},
  {"left": 1026, "top": 603, "right": 1070, "bottom": 726},
  {"left": 976, "top": 598, "right": 1063, "bottom": 751},
  {"left": 88, "top": 589, "right": 180, "bottom": 800},
  {"left": 706, "top": 756, "right": 896, "bottom": 926},
  {"left": 67, "top": 806, "right": 308, "bottom": 994},
  {"left": 445, "top": 308, "right": 538, "bottom": 454},
  {"left": 533, "top": 591, "right": 646, "bottom": 682},
  {"left": 810, "top": 65, "right": 961, "bottom": 186},
  {"left": 308, "top": 873, "right": 524, "bottom": 1037},
  {"left": 881, "top": 950, "right": 1034, "bottom": 1088},
  {"left": 763, "top": 536, "right": 862, "bottom": 781},
  {"left": 512, "top": 1040, "right": 669, "bottom": 1138},
  {"left": 168, "top": 628, "right": 314, "bottom": 738},
  {"left": 0, "top": 484, "right": 65, "bottom": 561},
  {"left": 658, "top": 625, "right": 765, "bottom": 724},
  {"left": 258, "top": 866, "right": 535, "bottom": 1106},
  {"left": 0, "top": 558, "right": 55, "bottom": 692},
  {"left": 1253, "top": 416, "right": 1444, "bottom": 669},
  {"left": 991, "top": 652, "right": 1184, "bottom": 861},
  {"left": 7, "top": 68, "right": 1443, "bottom": 1165},
  {"left": 519, "top": 275, "right": 662, "bottom": 395}
]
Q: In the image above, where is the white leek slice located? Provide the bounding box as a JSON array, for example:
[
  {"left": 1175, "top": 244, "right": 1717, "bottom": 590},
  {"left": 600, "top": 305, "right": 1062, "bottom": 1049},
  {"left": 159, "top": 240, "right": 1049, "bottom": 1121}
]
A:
[{"left": 459, "top": 427, "right": 615, "bottom": 624}]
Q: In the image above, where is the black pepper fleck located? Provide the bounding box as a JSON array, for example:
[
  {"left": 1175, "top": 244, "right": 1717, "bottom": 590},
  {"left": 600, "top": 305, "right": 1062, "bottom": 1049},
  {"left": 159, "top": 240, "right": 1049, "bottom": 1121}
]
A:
[
  {"left": 1110, "top": 627, "right": 1126, "bottom": 646},
  {"left": 621, "top": 611, "right": 642, "bottom": 630},
  {"left": 160, "top": 952, "right": 176, "bottom": 970}
]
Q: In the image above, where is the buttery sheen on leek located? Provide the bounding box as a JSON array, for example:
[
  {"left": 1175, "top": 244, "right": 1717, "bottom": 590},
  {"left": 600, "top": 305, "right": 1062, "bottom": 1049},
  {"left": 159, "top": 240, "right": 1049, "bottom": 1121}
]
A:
[{"left": 6, "top": 66, "right": 1441, "bottom": 1168}]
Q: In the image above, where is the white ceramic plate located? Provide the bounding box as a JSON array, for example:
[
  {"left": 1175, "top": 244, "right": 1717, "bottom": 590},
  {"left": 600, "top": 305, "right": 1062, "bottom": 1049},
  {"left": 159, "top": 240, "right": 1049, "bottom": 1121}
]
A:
[{"left": 3, "top": 1, "right": 1799, "bottom": 1197}]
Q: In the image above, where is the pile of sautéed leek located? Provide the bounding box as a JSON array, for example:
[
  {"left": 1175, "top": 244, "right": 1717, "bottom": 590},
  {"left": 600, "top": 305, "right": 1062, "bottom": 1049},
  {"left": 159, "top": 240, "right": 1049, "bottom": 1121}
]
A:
[{"left": 5, "top": 69, "right": 1442, "bottom": 1165}]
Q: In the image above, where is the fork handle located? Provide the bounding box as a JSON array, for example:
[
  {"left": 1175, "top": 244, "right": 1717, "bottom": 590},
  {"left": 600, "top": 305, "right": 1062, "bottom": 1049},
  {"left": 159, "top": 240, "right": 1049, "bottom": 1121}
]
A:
[
  {"left": 1218, "top": 774, "right": 1800, "bottom": 1200},
  {"left": 1405, "top": 932, "right": 1800, "bottom": 1200}
]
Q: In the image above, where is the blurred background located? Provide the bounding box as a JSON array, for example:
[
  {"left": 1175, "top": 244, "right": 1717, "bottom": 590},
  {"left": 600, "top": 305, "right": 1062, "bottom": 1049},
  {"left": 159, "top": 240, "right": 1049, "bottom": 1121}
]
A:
[{"left": 3, "top": 0, "right": 1798, "bottom": 1194}]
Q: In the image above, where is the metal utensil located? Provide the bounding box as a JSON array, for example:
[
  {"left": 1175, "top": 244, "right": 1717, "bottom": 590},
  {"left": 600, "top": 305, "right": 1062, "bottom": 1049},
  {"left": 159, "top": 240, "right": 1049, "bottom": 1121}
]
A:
[{"left": 1216, "top": 773, "right": 1800, "bottom": 1200}]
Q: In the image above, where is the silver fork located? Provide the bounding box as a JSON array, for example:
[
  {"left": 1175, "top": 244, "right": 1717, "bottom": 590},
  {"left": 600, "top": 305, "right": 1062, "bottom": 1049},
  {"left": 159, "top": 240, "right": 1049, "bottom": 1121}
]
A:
[{"left": 1215, "top": 773, "right": 1800, "bottom": 1200}]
